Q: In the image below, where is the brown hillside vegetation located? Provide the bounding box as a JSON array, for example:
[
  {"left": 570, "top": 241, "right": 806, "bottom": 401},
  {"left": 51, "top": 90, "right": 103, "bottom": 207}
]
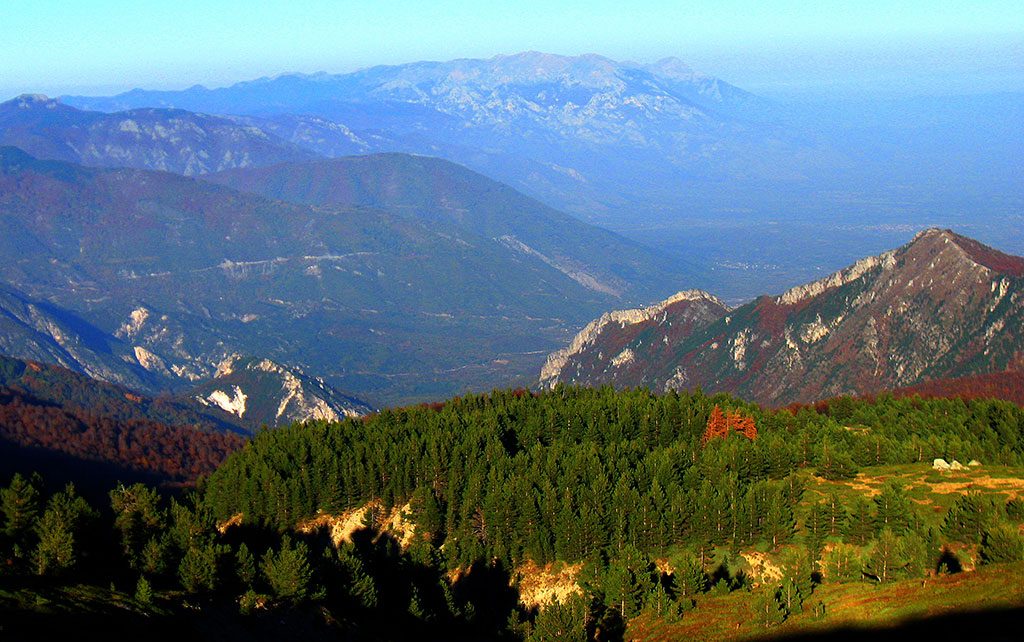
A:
[
  {"left": 0, "top": 386, "right": 244, "bottom": 482},
  {"left": 892, "top": 371, "right": 1024, "bottom": 406}
]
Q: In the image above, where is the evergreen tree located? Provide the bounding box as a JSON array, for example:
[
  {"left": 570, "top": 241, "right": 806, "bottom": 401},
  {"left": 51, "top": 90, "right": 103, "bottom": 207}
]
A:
[
  {"left": 980, "top": 524, "right": 1024, "bottom": 564},
  {"left": 140, "top": 535, "right": 169, "bottom": 576},
  {"left": 816, "top": 439, "right": 859, "bottom": 480},
  {"left": 873, "top": 482, "right": 916, "bottom": 535},
  {"left": 755, "top": 585, "right": 787, "bottom": 628},
  {"left": 179, "top": 543, "right": 220, "bottom": 593},
  {"left": 529, "top": 595, "right": 588, "bottom": 642},
  {"left": 763, "top": 488, "right": 795, "bottom": 548},
  {"left": 33, "top": 484, "right": 95, "bottom": 576},
  {"left": 823, "top": 493, "right": 847, "bottom": 537},
  {"left": 2, "top": 473, "right": 39, "bottom": 539},
  {"left": 821, "top": 543, "right": 861, "bottom": 583},
  {"left": 336, "top": 544, "right": 378, "bottom": 609},
  {"left": 1, "top": 473, "right": 40, "bottom": 567},
  {"left": 942, "top": 492, "right": 998, "bottom": 543},
  {"left": 235, "top": 542, "right": 256, "bottom": 588},
  {"left": 261, "top": 535, "right": 313, "bottom": 603},
  {"left": 804, "top": 501, "right": 829, "bottom": 556},
  {"left": 846, "top": 497, "right": 875, "bottom": 545},
  {"left": 602, "top": 546, "right": 653, "bottom": 619},
  {"left": 780, "top": 546, "right": 814, "bottom": 613},
  {"left": 865, "top": 528, "right": 908, "bottom": 583},
  {"left": 670, "top": 553, "right": 708, "bottom": 598},
  {"left": 135, "top": 575, "right": 154, "bottom": 606},
  {"left": 1006, "top": 498, "right": 1024, "bottom": 523},
  {"left": 110, "top": 483, "right": 164, "bottom": 568}
]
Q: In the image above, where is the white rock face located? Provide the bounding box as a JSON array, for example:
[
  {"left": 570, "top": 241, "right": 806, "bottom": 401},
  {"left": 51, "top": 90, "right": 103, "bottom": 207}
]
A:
[
  {"left": 133, "top": 345, "right": 169, "bottom": 375},
  {"left": 777, "top": 250, "right": 897, "bottom": 306},
  {"left": 539, "top": 290, "right": 727, "bottom": 386},
  {"left": 117, "top": 307, "right": 150, "bottom": 339},
  {"left": 611, "top": 348, "right": 635, "bottom": 368},
  {"left": 202, "top": 385, "right": 248, "bottom": 418}
]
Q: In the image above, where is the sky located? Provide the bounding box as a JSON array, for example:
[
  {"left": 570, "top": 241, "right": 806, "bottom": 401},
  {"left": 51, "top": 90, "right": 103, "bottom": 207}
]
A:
[{"left": 1, "top": 0, "right": 1022, "bottom": 99}]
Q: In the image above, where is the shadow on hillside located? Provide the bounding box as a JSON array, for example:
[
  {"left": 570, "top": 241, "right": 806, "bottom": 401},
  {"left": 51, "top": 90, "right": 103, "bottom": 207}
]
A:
[{"left": 759, "top": 605, "right": 1024, "bottom": 642}]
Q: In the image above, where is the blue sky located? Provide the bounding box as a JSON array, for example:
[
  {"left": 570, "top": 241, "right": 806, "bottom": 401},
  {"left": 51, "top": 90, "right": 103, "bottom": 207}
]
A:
[{"left": 1, "top": 0, "right": 1021, "bottom": 98}]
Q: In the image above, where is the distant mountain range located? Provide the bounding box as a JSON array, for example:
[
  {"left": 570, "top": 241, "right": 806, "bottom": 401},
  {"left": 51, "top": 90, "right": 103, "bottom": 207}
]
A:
[
  {"left": 0, "top": 145, "right": 684, "bottom": 405},
  {"left": 43, "top": 52, "right": 1023, "bottom": 307},
  {"left": 56, "top": 52, "right": 812, "bottom": 223},
  {"left": 0, "top": 94, "right": 314, "bottom": 175},
  {"left": 541, "top": 229, "right": 1024, "bottom": 405}
]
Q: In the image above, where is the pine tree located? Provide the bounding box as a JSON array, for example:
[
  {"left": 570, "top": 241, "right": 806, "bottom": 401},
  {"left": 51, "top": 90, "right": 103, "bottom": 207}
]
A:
[
  {"left": 763, "top": 489, "right": 795, "bottom": 548},
  {"left": 33, "top": 484, "right": 95, "bottom": 576},
  {"left": 942, "top": 492, "right": 997, "bottom": 543},
  {"left": 179, "top": 543, "right": 220, "bottom": 593},
  {"left": 529, "top": 595, "right": 589, "bottom": 642},
  {"left": 780, "top": 546, "right": 814, "bottom": 613},
  {"left": 702, "top": 405, "right": 728, "bottom": 446},
  {"left": 865, "top": 528, "right": 907, "bottom": 583},
  {"left": 873, "top": 482, "right": 915, "bottom": 535},
  {"left": 846, "top": 497, "right": 875, "bottom": 545},
  {"left": 140, "top": 535, "right": 168, "bottom": 576},
  {"left": 729, "top": 411, "right": 758, "bottom": 441},
  {"left": 135, "top": 575, "right": 154, "bottom": 606},
  {"left": 804, "top": 501, "right": 830, "bottom": 554},
  {"left": 1006, "top": 498, "right": 1024, "bottom": 523},
  {"left": 336, "top": 544, "right": 378, "bottom": 609},
  {"left": 2, "top": 473, "right": 39, "bottom": 539},
  {"left": 670, "top": 553, "right": 709, "bottom": 598},
  {"left": 823, "top": 493, "right": 847, "bottom": 537},
  {"left": 235, "top": 542, "right": 256, "bottom": 588},
  {"left": 408, "top": 584, "right": 432, "bottom": 621},
  {"left": 980, "top": 524, "right": 1024, "bottom": 564},
  {"left": 261, "top": 535, "right": 313, "bottom": 603},
  {"left": 816, "top": 439, "right": 859, "bottom": 480},
  {"left": 821, "top": 543, "right": 861, "bottom": 583},
  {"left": 755, "top": 585, "right": 787, "bottom": 628},
  {"left": 110, "top": 483, "right": 164, "bottom": 569}
]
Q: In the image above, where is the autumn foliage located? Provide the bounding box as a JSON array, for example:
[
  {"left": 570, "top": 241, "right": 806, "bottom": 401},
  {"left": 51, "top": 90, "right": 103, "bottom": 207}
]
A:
[
  {"left": 701, "top": 404, "right": 757, "bottom": 445},
  {"left": 0, "top": 387, "right": 244, "bottom": 482}
]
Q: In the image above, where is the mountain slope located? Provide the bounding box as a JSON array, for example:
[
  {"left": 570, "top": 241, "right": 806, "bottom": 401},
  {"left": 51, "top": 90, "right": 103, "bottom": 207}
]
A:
[
  {"left": 206, "top": 153, "right": 686, "bottom": 301},
  {"left": 0, "top": 94, "right": 316, "bottom": 175},
  {"left": 0, "top": 355, "right": 246, "bottom": 485},
  {"left": 0, "top": 282, "right": 163, "bottom": 393},
  {"left": 0, "top": 354, "right": 243, "bottom": 433},
  {"left": 542, "top": 229, "right": 1024, "bottom": 405},
  {"left": 0, "top": 146, "right": 681, "bottom": 403},
  {"left": 191, "top": 355, "right": 373, "bottom": 428}
]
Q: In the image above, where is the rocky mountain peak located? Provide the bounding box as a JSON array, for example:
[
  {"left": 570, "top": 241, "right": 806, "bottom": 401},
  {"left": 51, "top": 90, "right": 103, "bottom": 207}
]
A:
[
  {"left": 12, "top": 94, "right": 57, "bottom": 108},
  {"left": 914, "top": 229, "right": 1024, "bottom": 277},
  {"left": 541, "top": 229, "right": 1024, "bottom": 406}
]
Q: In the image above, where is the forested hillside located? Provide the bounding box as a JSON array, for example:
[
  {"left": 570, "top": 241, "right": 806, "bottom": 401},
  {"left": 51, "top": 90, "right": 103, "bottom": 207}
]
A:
[{"left": 5, "top": 386, "right": 1022, "bottom": 640}]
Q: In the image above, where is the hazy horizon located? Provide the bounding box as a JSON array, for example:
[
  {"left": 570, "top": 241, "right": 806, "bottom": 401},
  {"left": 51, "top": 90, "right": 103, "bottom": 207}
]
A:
[{"left": 2, "top": 1, "right": 1022, "bottom": 100}]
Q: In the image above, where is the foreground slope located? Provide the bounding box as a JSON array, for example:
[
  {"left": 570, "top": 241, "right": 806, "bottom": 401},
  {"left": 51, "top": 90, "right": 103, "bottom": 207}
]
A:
[{"left": 542, "top": 229, "right": 1024, "bottom": 405}]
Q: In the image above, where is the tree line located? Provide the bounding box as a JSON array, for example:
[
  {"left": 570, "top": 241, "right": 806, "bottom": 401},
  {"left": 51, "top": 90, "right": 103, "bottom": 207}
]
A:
[{"left": 2, "top": 386, "right": 1023, "bottom": 639}]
